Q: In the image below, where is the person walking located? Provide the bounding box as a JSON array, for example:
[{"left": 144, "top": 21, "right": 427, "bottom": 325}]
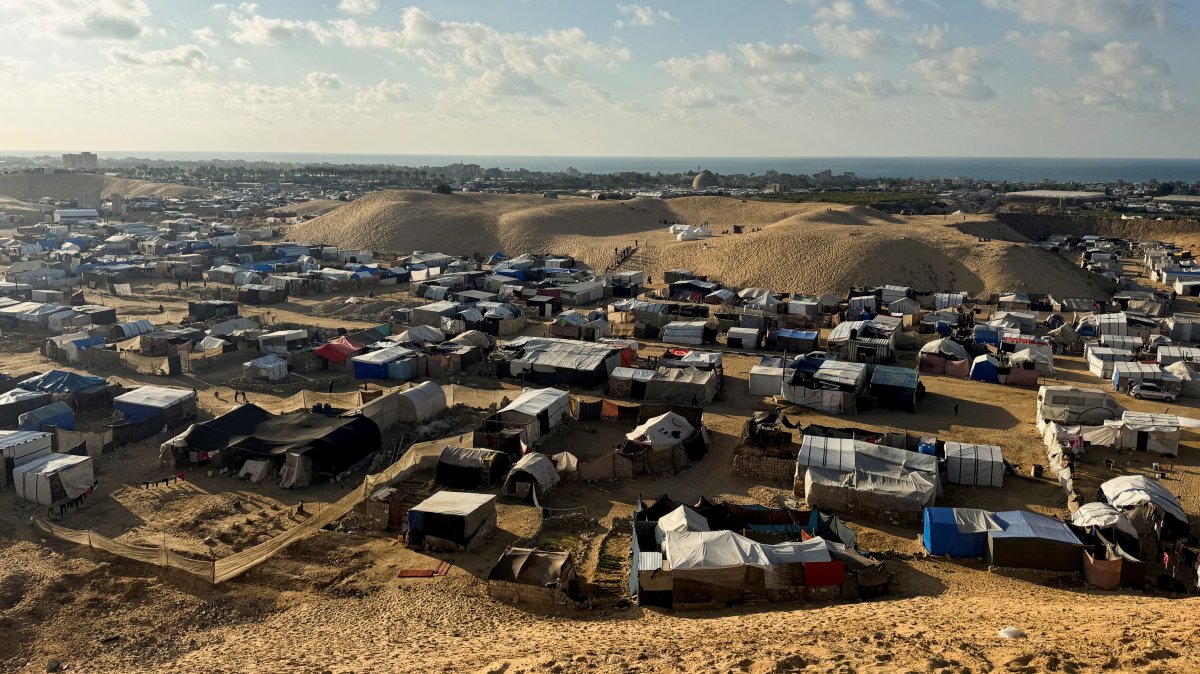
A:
[
  {"left": 328, "top": 380, "right": 335, "bottom": 394},
  {"left": 953, "top": 403, "right": 959, "bottom": 416}
]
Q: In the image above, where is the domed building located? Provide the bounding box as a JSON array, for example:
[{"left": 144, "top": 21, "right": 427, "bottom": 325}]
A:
[{"left": 692, "top": 170, "right": 719, "bottom": 188}]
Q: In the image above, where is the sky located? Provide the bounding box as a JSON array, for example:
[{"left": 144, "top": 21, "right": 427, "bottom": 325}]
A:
[{"left": 0, "top": 0, "right": 1197, "bottom": 158}]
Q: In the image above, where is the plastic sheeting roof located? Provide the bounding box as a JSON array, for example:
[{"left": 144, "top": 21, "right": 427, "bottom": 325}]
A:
[
  {"left": 654, "top": 505, "right": 710, "bottom": 545},
  {"left": 412, "top": 490, "right": 496, "bottom": 516},
  {"left": 19, "top": 370, "right": 107, "bottom": 394},
  {"left": 626, "top": 412, "right": 695, "bottom": 447},
  {"left": 1070, "top": 502, "right": 1138, "bottom": 538},
  {"left": 500, "top": 387, "right": 569, "bottom": 418},
  {"left": 663, "top": 530, "right": 773, "bottom": 570},
  {"left": 990, "top": 511, "right": 1082, "bottom": 545},
  {"left": 1100, "top": 475, "right": 1187, "bottom": 524}
]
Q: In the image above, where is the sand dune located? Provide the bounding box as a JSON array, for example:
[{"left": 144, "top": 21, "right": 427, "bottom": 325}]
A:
[
  {"left": 293, "top": 190, "right": 1112, "bottom": 296},
  {"left": 0, "top": 173, "right": 208, "bottom": 201}
]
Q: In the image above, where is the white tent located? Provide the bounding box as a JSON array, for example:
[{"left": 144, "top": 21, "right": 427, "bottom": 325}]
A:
[
  {"left": 654, "top": 505, "right": 710, "bottom": 546},
  {"left": 12, "top": 453, "right": 94, "bottom": 505},
  {"left": 243, "top": 354, "right": 288, "bottom": 382},
  {"left": 663, "top": 530, "right": 773, "bottom": 570},
  {"left": 748, "top": 357, "right": 788, "bottom": 396},
  {"left": 663, "top": 321, "right": 707, "bottom": 346},
  {"left": 502, "top": 452, "right": 561, "bottom": 497},
  {"left": 626, "top": 412, "right": 695, "bottom": 448},
  {"left": 497, "top": 388, "right": 570, "bottom": 445},
  {"left": 395, "top": 324, "right": 445, "bottom": 344},
  {"left": 943, "top": 442, "right": 1004, "bottom": 487},
  {"left": 920, "top": 338, "right": 968, "bottom": 360},
  {"left": 1100, "top": 475, "right": 1187, "bottom": 525},
  {"left": 398, "top": 380, "right": 447, "bottom": 423},
  {"left": 0, "top": 431, "right": 53, "bottom": 487},
  {"left": 1070, "top": 502, "right": 1138, "bottom": 538}
]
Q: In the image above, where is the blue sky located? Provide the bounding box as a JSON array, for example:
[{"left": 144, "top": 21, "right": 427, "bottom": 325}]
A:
[{"left": 0, "top": 0, "right": 1196, "bottom": 157}]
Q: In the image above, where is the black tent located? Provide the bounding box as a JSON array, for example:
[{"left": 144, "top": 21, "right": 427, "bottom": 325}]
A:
[
  {"left": 435, "top": 446, "right": 511, "bottom": 490},
  {"left": 226, "top": 413, "right": 381, "bottom": 473}
]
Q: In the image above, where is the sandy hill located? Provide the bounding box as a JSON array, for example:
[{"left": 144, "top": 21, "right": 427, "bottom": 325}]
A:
[
  {"left": 274, "top": 199, "right": 346, "bottom": 217},
  {"left": 292, "top": 191, "right": 1111, "bottom": 296},
  {"left": 0, "top": 173, "right": 208, "bottom": 202}
]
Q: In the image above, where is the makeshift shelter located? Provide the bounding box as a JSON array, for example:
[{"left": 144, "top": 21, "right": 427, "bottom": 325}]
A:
[
  {"left": 0, "top": 389, "right": 53, "bottom": 427},
  {"left": 0, "top": 430, "right": 53, "bottom": 488},
  {"left": 987, "top": 511, "right": 1083, "bottom": 573},
  {"left": 626, "top": 412, "right": 695, "bottom": 448},
  {"left": 868, "top": 366, "right": 918, "bottom": 412},
  {"left": 486, "top": 388, "right": 571, "bottom": 447},
  {"left": 502, "top": 452, "right": 560, "bottom": 500},
  {"left": 654, "top": 505, "right": 710, "bottom": 545},
  {"left": 969, "top": 354, "right": 1001, "bottom": 383},
  {"left": 1086, "top": 412, "right": 1181, "bottom": 456},
  {"left": 725, "top": 327, "right": 760, "bottom": 350},
  {"left": 209, "top": 406, "right": 382, "bottom": 479},
  {"left": 18, "top": 370, "right": 110, "bottom": 412},
  {"left": 502, "top": 337, "right": 621, "bottom": 387},
  {"left": 663, "top": 321, "right": 709, "bottom": 346},
  {"left": 923, "top": 507, "right": 1002, "bottom": 558},
  {"left": 487, "top": 547, "right": 580, "bottom": 606},
  {"left": 774, "top": 329, "right": 818, "bottom": 354},
  {"left": 17, "top": 402, "right": 75, "bottom": 432},
  {"left": 113, "top": 386, "right": 197, "bottom": 424},
  {"left": 12, "top": 453, "right": 94, "bottom": 505},
  {"left": 748, "top": 356, "right": 789, "bottom": 397},
  {"left": 407, "top": 491, "right": 497, "bottom": 550},
  {"left": 1099, "top": 475, "right": 1187, "bottom": 532},
  {"left": 243, "top": 354, "right": 288, "bottom": 382},
  {"left": 351, "top": 346, "right": 421, "bottom": 381},
  {"left": 943, "top": 442, "right": 1004, "bottom": 487},
  {"left": 395, "top": 324, "right": 445, "bottom": 345},
  {"left": 312, "top": 336, "right": 365, "bottom": 365},
  {"left": 1071, "top": 502, "right": 1138, "bottom": 539},
  {"left": 397, "top": 380, "right": 447, "bottom": 423},
  {"left": 435, "top": 446, "right": 511, "bottom": 490}
]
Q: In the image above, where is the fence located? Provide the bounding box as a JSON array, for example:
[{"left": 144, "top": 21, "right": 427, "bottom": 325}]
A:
[{"left": 34, "top": 431, "right": 470, "bottom": 583}]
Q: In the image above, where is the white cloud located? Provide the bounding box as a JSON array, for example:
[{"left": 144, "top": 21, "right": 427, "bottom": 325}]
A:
[
  {"left": 1034, "top": 41, "right": 1176, "bottom": 112},
  {"left": 0, "top": 56, "right": 33, "bottom": 80},
  {"left": 660, "top": 85, "right": 740, "bottom": 109},
  {"left": 355, "top": 80, "right": 410, "bottom": 108},
  {"left": 825, "top": 71, "right": 909, "bottom": 98},
  {"left": 305, "top": 71, "right": 344, "bottom": 90},
  {"left": 657, "top": 51, "right": 731, "bottom": 79},
  {"left": 2, "top": 0, "right": 152, "bottom": 41},
  {"left": 734, "top": 42, "right": 821, "bottom": 70},
  {"left": 338, "top": 0, "right": 379, "bottom": 15},
  {"left": 813, "top": 23, "right": 891, "bottom": 61},
  {"left": 466, "top": 67, "right": 565, "bottom": 106},
  {"left": 192, "top": 26, "right": 219, "bottom": 45},
  {"left": 750, "top": 72, "right": 811, "bottom": 101},
  {"left": 568, "top": 80, "right": 614, "bottom": 103},
  {"left": 614, "top": 4, "right": 677, "bottom": 29},
  {"left": 865, "top": 0, "right": 908, "bottom": 19},
  {"left": 228, "top": 4, "right": 327, "bottom": 45},
  {"left": 105, "top": 44, "right": 214, "bottom": 71},
  {"left": 915, "top": 23, "right": 949, "bottom": 51},
  {"left": 230, "top": 57, "right": 252, "bottom": 71},
  {"left": 981, "top": 0, "right": 1169, "bottom": 33},
  {"left": 1005, "top": 30, "right": 1097, "bottom": 64},
  {"left": 814, "top": 0, "right": 857, "bottom": 22},
  {"left": 913, "top": 46, "right": 998, "bottom": 101}
]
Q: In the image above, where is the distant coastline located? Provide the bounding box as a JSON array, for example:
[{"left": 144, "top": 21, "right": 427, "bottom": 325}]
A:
[{"left": 4, "top": 152, "right": 1200, "bottom": 184}]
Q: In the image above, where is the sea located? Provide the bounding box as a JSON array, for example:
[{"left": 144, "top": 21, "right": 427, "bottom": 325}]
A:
[{"left": 17, "top": 152, "right": 1200, "bottom": 183}]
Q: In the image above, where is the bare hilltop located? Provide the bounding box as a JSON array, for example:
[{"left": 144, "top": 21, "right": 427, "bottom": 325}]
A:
[
  {"left": 0, "top": 173, "right": 209, "bottom": 202},
  {"left": 293, "top": 190, "right": 1112, "bottom": 296}
]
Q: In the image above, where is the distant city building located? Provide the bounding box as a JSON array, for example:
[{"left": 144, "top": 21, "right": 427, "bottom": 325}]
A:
[
  {"left": 817, "top": 169, "right": 833, "bottom": 186},
  {"left": 1154, "top": 195, "right": 1200, "bottom": 207},
  {"left": 765, "top": 183, "right": 783, "bottom": 194},
  {"left": 692, "top": 170, "right": 719, "bottom": 188},
  {"left": 1004, "top": 190, "right": 1107, "bottom": 205},
  {"left": 62, "top": 152, "right": 98, "bottom": 170},
  {"left": 110, "top": 193, "right": 126, "bottom": 216},
  {"left": 53, "top": 208, "right": 99, "bottom": 224}
]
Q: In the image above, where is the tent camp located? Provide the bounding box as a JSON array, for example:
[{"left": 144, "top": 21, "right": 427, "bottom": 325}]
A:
[
  {"left": 969, "top": 354, "right": 1001, "bottom": 383},
  {"left": 502, "top": 452, "right": 560, "bottom": 500},
  {"left": 486, "top": 547, "right": 580, "bottom": 607},
  {"left": 407, "top": 491, "right": 497, "bottom": 550},
  {"left": 943, "top": 442, "right": 1004, "bottom": 487},
  {"left": 435, "top": 446, "right": 511, "bottom": 490},
  {"left": 923, "top": 507, "right": 1003, "bottom": 558},
  {"left": 113, "top": 386, "right": 197, "bottom": 424},
  {"left": 987, "top": 510, "right": 1083, "bottom": 573},
  {"left": 868, "top": 366, "right": 919, "bottom": 412},
  {"left": 654, "top": 505, "right": 710, "bottom": 545},
  {"left": 1084, "top": 412, "right": 1180, "bottom": 456},
  {"left": 1071, "top": 502, "right": 1138, "bottom": 539},
  {"left": 12, "top": 452, "right": 94, "bottom": 505}
]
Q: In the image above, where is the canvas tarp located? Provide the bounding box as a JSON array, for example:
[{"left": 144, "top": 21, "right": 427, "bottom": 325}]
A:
[
  {"left": 13, "top": 452, "right": 94, "bottom": 505},
  {"left": 1071, "top": 502, "right": 1138, "bottom": 538},
  {"left": 627, "top": 412, "right": 695, "bottom": 448},
  {"left": 943, "top": 442, "right": 1004, "bottom": 487},
  {"left": 503, "top": 452, "right": 561, "bottom": 496},
  {"left": 663, "top": 530, "right": 773, "bottom": 570},
  {"left": 654, "top": 505, "right": 710, "bottom": 546},
  {"left": 1100, "top": 475, "right": 1187, "bottom": 524}
]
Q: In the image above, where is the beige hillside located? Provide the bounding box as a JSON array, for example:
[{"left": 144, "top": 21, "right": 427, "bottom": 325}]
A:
[
  {"left": 292, "top": 190, "right": 1112, "bottom": 297},
  {"left": 0, "top": 173, "right": 209, "bottom": 201}
]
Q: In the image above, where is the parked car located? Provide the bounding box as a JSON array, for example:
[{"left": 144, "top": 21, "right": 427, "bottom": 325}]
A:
[{"left": 1130, "top": 383, "right": 1175, "bottom": 402}]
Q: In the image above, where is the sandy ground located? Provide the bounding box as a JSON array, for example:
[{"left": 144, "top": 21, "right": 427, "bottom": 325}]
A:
[
  {"left": 291, "top": 191, "right": 1113, "bottom": 297},
  {"left": 1, "top": 232, "right": 1199, "bottom": 673}
]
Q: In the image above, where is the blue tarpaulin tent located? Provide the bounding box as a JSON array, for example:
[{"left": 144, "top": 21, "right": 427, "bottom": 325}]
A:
[
  {"left": 18, "top": 402, "right": 76, "bottom": 431},
  {"left": 18, "top": 370, "right": 107, "bottom": 394},
  {"left": 923, "top": 507, "right": 996, "bottom": 558},
  {"left": 969, "top": 355, "right": 1000, "bottom": 383},
  {"left": 973, "top": 324, "right": 1000, "bottom": 346}
]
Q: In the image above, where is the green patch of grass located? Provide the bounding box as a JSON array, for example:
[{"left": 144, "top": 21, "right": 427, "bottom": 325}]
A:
[{"left": 543, "top": 534, "right": 582, "bottom": 552}]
